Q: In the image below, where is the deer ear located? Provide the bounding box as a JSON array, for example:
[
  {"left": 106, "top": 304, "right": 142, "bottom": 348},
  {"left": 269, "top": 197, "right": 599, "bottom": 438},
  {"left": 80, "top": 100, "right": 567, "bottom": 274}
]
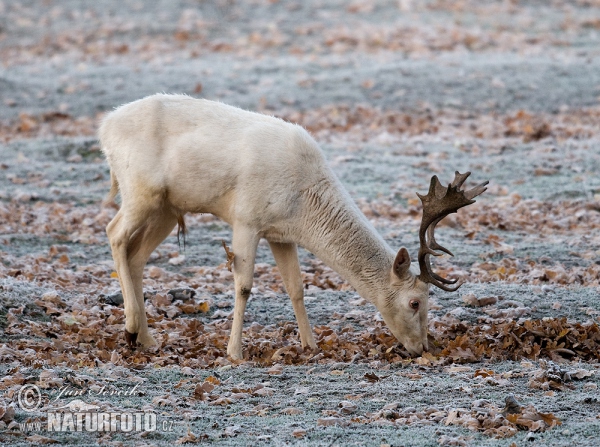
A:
[{"left": 392, "top": 247, "right": 411, "bottom": 280}]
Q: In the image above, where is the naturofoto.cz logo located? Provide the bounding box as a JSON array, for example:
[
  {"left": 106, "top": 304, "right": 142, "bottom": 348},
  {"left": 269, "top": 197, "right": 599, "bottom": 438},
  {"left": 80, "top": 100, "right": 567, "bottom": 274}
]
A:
[
  {"left": 17, "top": 384, "right": 174, "bottom": 433},
  {"left": 46, "top": 412, "right": 160, "bottom": 432}
]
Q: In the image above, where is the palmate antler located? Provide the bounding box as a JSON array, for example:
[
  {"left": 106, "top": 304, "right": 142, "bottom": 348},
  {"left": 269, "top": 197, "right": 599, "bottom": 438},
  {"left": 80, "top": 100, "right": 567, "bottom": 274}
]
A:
[{"left": 417, "top": 171, "right": 488, "bottom": 291}]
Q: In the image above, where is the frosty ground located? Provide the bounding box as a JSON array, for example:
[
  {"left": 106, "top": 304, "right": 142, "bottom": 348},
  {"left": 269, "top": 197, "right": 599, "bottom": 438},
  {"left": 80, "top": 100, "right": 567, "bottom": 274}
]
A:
[{"left": 1, "top": 1, "right": 600, "bottom": 446}]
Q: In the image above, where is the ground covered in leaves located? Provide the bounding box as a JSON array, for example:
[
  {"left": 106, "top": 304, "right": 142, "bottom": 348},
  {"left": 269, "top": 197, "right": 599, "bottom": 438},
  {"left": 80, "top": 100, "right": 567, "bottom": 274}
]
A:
[{"left": 1, "top": 0, "right": 600, "bottom": 446}]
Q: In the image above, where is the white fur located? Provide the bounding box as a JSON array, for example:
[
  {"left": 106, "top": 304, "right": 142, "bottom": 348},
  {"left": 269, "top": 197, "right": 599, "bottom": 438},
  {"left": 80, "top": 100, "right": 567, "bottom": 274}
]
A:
[{"left": 100, "top": 94, "right": 429, "bottom": 359}]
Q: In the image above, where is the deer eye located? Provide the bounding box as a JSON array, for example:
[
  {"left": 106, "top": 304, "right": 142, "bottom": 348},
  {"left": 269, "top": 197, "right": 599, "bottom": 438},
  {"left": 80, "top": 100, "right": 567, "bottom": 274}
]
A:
[{"left": 409, "top": 300, "right": 420, "bottom": 310}]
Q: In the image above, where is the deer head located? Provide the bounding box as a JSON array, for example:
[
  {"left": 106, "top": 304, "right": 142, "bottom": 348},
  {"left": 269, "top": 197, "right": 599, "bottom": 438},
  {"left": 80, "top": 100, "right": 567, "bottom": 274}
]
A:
[{"left": 380, "top": 171, "right": 488, "bottom": 356}]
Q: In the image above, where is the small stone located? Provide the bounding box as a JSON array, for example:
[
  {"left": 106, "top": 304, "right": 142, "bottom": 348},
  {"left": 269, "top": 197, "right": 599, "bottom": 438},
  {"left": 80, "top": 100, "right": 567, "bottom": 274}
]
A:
[
  {"left": 100, "top": 292, "right": 123, "bottom": 306},
  {"left": 67, "top": 154, "right": 83, "bottom": 163},
  {"left": 168, "top": 255, "right": 186, "bottom": 266},
  {"left": 167, "top": 288, "right": 196, "bottom": 301}
]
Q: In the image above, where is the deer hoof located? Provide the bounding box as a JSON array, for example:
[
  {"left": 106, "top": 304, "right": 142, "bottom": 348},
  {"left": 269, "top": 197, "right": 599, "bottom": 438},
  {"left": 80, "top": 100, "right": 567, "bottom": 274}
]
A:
[
  {"left": 137, "top": 332, "right": 158, "bottom": 348},
  {"left": 124, "top": 330, "right": 138, "bottom": 348},
  {"left": 227, "top": 346, "right": 243, "bottom": 361},
  {"left": 229, "top": 352, "right": 243, "bottom": 361}
]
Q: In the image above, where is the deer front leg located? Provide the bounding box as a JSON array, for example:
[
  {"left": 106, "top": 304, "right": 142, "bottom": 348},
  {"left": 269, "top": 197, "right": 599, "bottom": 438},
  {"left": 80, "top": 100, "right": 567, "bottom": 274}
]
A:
[
  {"left": 227, "top": 225, "right": 259, "bottom": 360},
  {"left": 269, "top": 241, "right": 317, "bottom": 349}
]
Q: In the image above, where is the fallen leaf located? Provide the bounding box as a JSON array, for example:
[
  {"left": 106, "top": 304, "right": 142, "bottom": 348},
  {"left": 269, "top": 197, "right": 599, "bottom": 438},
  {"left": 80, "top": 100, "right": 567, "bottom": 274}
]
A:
[
  {"left": 364, "top": 372, "right": 380, "bottom": 383},
  {"left": 317, "top": 417, "right": 344, "bottom": 427},
  {"left": 25, "top": 435, "right": 58, "bottom": 444},
  {"left": 292, "top": 428, "right": 307, "bottom": 438},
  {"left": 267, "top": 365, "right": 283, "bottom": 375},
  {"left": 338, "top": 401, "right": 357, "bottom": 414},
  {"left": 176, "top": 429, "right": 202, "bottom": 444},
  {"left": 224, "top": 425, "right": 241, "bottom": 437},
  {"left": 204, "top": 376, "right": 221, "bottom": 386},
  {"left": 281, "top": 407, "right": 303, "bottom": 415}
]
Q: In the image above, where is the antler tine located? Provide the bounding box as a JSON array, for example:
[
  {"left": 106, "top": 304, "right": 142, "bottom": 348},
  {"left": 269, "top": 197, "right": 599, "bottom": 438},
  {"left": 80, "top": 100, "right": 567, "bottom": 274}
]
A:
[
  {"left": 454, "top": 170, "right": 489, "bottom": 201},
  {"left": 465, "top": 181, "right": 489, "bottom": 200},
  {"left": 426, "top": 216, "right": 454, "bottom": 257},
  {"left": 450, "top": 171, "right": 471, "bottom": 189},
  {"left": 435, "top": 280, "right": 463, "bottom": 292},
  {"left": 421, "top": 251, "right": 460, "bottom": 287},
  {"left": 417, "top": 171, "right": 488, "bottom": 291}
]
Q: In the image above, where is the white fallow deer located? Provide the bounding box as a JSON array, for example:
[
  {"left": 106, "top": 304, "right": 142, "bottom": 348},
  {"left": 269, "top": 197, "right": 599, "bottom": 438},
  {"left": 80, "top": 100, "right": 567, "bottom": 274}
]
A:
[{"left": 100, "top": 94, "right": 487, "bottom": 360}]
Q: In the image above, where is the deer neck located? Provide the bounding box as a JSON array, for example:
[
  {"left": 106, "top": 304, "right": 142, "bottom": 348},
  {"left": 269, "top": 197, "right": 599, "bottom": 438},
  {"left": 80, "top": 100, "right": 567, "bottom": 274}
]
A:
[{"left": 297, "top": 178, "right": 396, "bottom": 301}]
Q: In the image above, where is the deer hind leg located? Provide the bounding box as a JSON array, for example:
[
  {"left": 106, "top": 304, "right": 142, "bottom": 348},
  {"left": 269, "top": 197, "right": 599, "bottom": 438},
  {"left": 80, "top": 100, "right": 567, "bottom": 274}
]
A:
[
  {"left": 126, "top": 210, "right": 178, "bottom": 348},
  {"left": 226, "top": 225, "right": 259, "bottom": 360},
  {"left": 269, "top": 242, "right": 317, "bottom": 349},
  {"left": 106, "top": 197, "right": 162, "bottom": 348}
]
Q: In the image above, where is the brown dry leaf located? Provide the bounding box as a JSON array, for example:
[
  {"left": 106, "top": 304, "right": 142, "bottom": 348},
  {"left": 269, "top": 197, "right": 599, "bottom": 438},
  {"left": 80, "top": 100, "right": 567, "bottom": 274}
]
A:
[
  {"left": 569, "top": 369, "right": 595, "bottom": 380},
  {"left": 110, "top": 351, "right": 121, "bottom": 364},
  {"left": 486, "top": 425, "right": 518, "bottom": 439},
  {"left": 38, "top": 369, "right": 64, "bottom": 388},
  {"left": 338, "top": 401, "right": 358, "bottom": 414},
  {"left": 445, "top": 366, "right": 472, "bottom": 374},
  {"left": 534, "top": 167, "right": 558, "bottom": 176},
  {"left": 175, "top": 429, "right": 205, "bottom": 444},
  {"left": 152, "top": 395, "right": 178, "bottom": 407},
  {"left": 267, "top": 365, "right": 283, "bottom": 375},
  {"left": 1, "top": 405, "right": 15, "bottom": 423},
  {"left": 292, "top": 428, "right": 307, "bottom": 438},
  {"left": 281, "top": 407, "right": 303, "bottom": 415},
  {"left": 25, "top": 435, "right": 59, "bottom": 444},
  {"left": 416, "top": 351, "right": 438, "bottom": 365},
  {"left": 221, "top": 240, "right": 235, "bottom": 272},
  {"left": 209, "top": 397, "right": 233, "bottom": 406},
  {"left": 502, "top": 395, "right": 523, "bottom": 415},
  {"left": 196, "top": 381, "right": 215, "bottom": 393},
  {"left": 204, "top": 376, "right": 221, "bottom": 385},
  {"left": 223, "top": 425, "right": 241, "bottom": 437},
  {"left": 461, "top": 294, "right": 478, "bottom": 306},
  {"left": 506, "top": 405, "right": 562, "bottom": 431},
  {"left": 317, "top": 416, "right": 345, "bottom": 427},
  {"left": 462, "top": 294, "right": 498, "bottom": 307},
  {"left": 194, "top": 381, "right": 215, "bottom": 400},
  {"left": 253, "top": 387, "right": 275, "bottom": 397},
  {"left": 444, "top": 396, "right": 560, "bottom": 439},
  {"left": 363, "top": 372, "right": 381, "bottom": 383},
  {"left": 444, "top": 409, "right": 462, "bottom": 426},
  {"left": 404, "top": 372, "right": 423, "bottom": 380},
  {"left": 197, "top": 300, "right": 211, "bottom": 313},
  {"left": 181, "top": 366, "right": 195, "bottom": 376},
  {"left": 438, "top": 435, "right": 470, "bottom": 446},
  {"left": 0, "top": 373, "right": 25, "bottom": 389},
  {"left": 179, "top": 303, "right": 197, "bottom": 314}
]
